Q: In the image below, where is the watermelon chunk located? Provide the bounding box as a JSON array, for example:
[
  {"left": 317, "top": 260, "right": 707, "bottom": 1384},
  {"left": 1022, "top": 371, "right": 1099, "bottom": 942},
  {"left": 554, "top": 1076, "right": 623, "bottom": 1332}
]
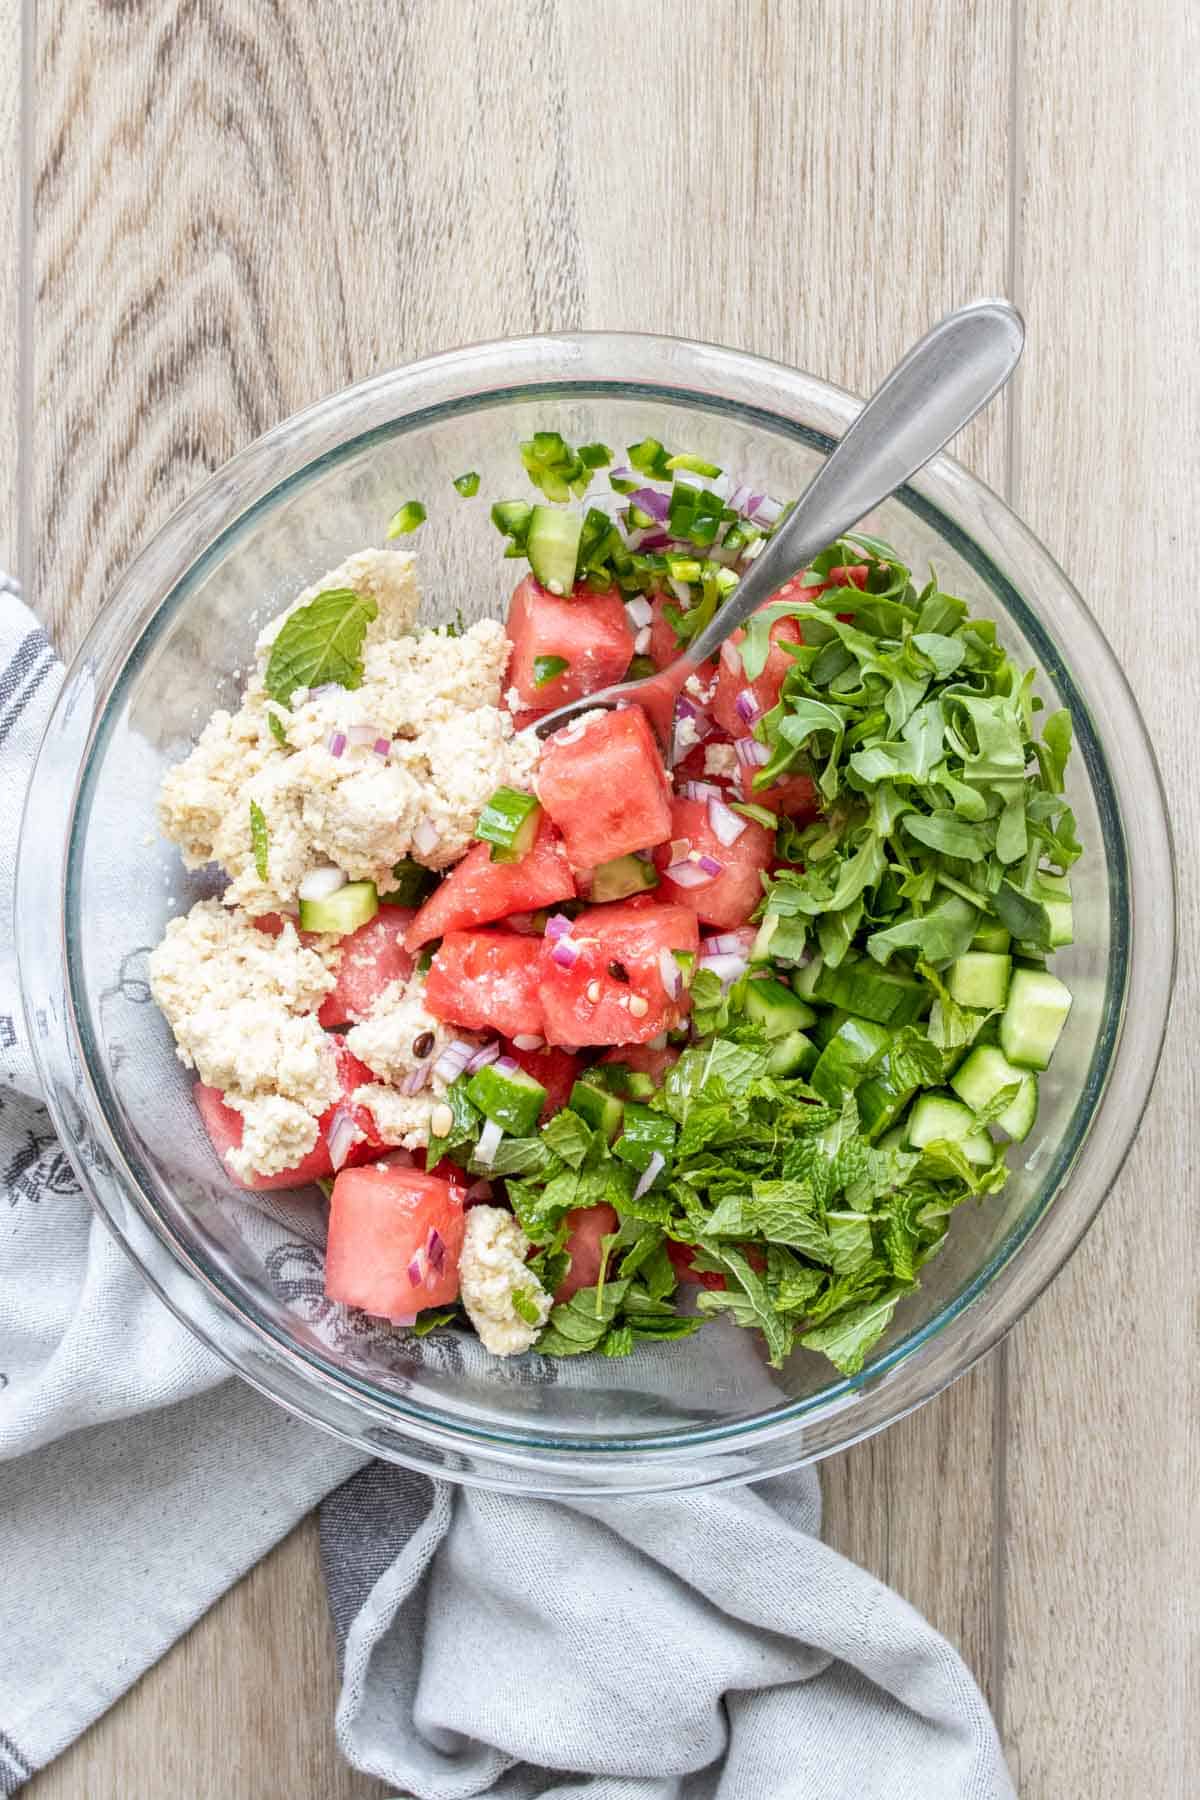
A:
[
  {"left": 598, "top": 1042, "right": 680, "bottom": 1089},
  {"left": 319, "top": 906, "right": 417, "bottom": 1028},
  {"left": 538, "top": 900, "right": 699, "bottom": 1046},
  {"left": 505, "top": 574, "right": 634, "bottom": 711},
  {"left": 502, "top": 1040, "right": 581, "bottom": 1119},
  {"left": 735, "top": 764, "right": 821, "bottom": 822},
  {"left": 711, "top": 565, "right": 869, "bottom": 735},
  {"left": 424, "top": 930, "right": 544, "bottom": 1037},
  {"left": 554, "top": 1204, "right": 620, "bottom": 1303},
  {"left": 324, "top": 1165, "right": 466, "bottom": 1318},
  {"left": 653, "top": 794, "right": 774, "bottom": 929},
  {"left": 537, "top": 707, "right": 673, "bottom": 870},
  {"left": 404, "top": 816, "right": 575, "bottom": 951}
]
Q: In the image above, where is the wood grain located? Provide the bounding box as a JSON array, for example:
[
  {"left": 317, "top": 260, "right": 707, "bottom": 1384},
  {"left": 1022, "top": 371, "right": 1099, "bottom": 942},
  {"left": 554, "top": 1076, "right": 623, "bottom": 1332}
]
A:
[
  {"left": 0, "top": 0, "right": 18, "bottom": 574},
  {"left": 20, "top": 0, "right": 1196, "bottom": 1793},
  {"left": 1000, "top": 3, "right": 1199, "bottom": 1795}
]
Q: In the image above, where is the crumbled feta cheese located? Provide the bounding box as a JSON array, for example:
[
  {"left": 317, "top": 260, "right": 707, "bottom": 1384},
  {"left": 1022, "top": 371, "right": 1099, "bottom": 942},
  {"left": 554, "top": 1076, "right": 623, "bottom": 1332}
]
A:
[
  {"left": 704, "top": 743, "right": 738, "bottom": 778},
  {"left": 223, "top": 1093, "right": 322, "bottom": 1182},
  {"left": 353, "top": 1084, "right": 440, "bottom": 1152},
  {"left": 457, "top": 1206, "right": 551, "bottom": 1357},
  {"left": 674, "top": 715, "right": 701, "bottom": 755},
  {"left": 149, "top": 901, "right": 338, "bottom": 1174},
  {"left": 345, "top": 974, "right": 459, "bottom": 1085},
  {"left": 685, "top": 671, "right": 717, "bottom": 705}
]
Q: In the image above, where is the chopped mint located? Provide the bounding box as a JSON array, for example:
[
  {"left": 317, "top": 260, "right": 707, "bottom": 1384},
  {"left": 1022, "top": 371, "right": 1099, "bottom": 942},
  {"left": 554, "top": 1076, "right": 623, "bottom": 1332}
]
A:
[{"left": 249, "top": 801, "right": 269, "bottom": 882}]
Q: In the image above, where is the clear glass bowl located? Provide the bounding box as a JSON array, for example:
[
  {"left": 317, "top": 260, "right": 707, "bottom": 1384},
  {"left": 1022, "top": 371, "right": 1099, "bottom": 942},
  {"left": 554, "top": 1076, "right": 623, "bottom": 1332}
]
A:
[{"left": 17, "top": 332, "right": 1175, "bottom": 1494}]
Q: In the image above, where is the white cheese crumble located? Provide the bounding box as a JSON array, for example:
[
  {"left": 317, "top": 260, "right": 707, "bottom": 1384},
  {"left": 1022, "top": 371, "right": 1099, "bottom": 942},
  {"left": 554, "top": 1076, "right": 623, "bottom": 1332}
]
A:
[
  {"left": 344, "top": 971, "right": 476, "bottom": 1149},
  {"left": 457, "top": 1206, "right": 552, "bottom": 1357},
  {"left": 148, "top": 901, "right": 338, "bottom": 1178},
  {"left": 703, "top": 742, "right": 738, "bottom": 778}
]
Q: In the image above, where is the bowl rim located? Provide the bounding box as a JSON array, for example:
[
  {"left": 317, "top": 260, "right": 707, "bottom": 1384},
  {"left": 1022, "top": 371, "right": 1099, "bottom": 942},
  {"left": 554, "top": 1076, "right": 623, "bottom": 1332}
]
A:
[{"left": 17, "top": 329, "right": 1177, "bottom": 1491}]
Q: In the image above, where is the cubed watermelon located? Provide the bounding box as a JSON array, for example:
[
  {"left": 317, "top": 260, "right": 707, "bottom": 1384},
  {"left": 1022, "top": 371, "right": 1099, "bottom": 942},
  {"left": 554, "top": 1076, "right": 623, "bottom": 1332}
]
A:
[
  {"left": 424, "top": 930, "right": 544, "bottom": 1037},
  {"left": 404, "top": 815, "right": 575, "bottom": 951},
  {"left": 538, "top": 900, "right": 699, "bottom": 1046},
  {"left": 502, "top": 1040, "right": 581, "bottom": 1119},
  {"left": 735, "top": 764, "right": 821, "bottom": 821},
  {"left": 505, "top": 574, "right": 634, "bottom": 712},
  {"left": 711, "top": 565, "right": 869, "bottom": 735},
  {"left": 653, "top": 794, "right": 774, "bottom": 929},
  {"left": 319, "top": 906, "right": 417, "bottom": 1028},
  {"left": 554, "top": 1204, "right": 620, "bottom": 1302},
  {"left": 537, "top": 707, "right": 673, "bottom": 870},
  {"left": 324, "top": 1165, "right": 466, "bottom": 1319},
  {"left": 598, "top": 1041, "right": 680, "bottom": 1089},
  {"left": 192, "top": 1036, "right": 384, "bottom": 1191}
]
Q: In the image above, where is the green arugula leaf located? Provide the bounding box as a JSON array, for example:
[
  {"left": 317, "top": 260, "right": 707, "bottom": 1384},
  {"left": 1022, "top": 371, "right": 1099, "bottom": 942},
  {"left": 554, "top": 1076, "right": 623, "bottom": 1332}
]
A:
[{"left": 264, "top": 588, "right": 377, "bottom": 709}]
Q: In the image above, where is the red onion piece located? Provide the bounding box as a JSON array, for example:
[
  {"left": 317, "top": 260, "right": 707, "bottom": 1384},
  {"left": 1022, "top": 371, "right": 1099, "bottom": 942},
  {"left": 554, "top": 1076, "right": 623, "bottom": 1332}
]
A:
[
  {"left": 657, "top": 947, "right": 682, "bottom": 1000},
  {"left": 728, "top": 482, "right": 752, "bottom": 514},
  {"left": 633, "top": 1151, "right": 665, "bottom": 1202},
  {"left": 432, "top": 1039, "right": 474, "bottom": 1083},
  {"left": 696, "top": 853, "right": 724, "bottom": 877},
  {"left": 679, "top": 780, "right": 723, "bottom": 803},
  {"left": 753, "top": 495, "right": 784, "bottom": 525},
  {"left": 735, "top": 736, "right": 770, "bottom": 768},
  {"left": 326, "top": 1105, "right": 360, "bottom": 1173},
  {"left": 544, "top": 913, "right": 573, "bottom": 941},
  {"left": 298, "top": 863, "right": 347, "bottom": 902},
  {"left": 465, "top": 1040, "right": 500, "bottom": 1075},
  {"left": 310, "top": 682, "right": 342, "bottom": 698},
  {"left": 624, "top": 595, "right": 653, "bottom": 630},
  {"left": 698, "top": 950, "right": 748, "bottom": 986},
  {"left": 550, "top": 936, "right": 580, "bottom": 970},
  {"left": 667, "top": 576, "right": 692, "bottom": 607},
  {"left": 326, "top": 729, "right": 348, "bottom": 758},
  {"left": 720, "top": 639, "right": 741, "bottom": 673},
  {"left": 426, "top": 1227, "right": 446, "bottom": 1272},
  {"left": 634, "top": 627, "right": 652, "bottom": 655},
  {"left": 407, "top": 1251, "right": 425, "bottom": 1287},
  {"left": 637, "top": 529, "right": 672, "bottom": 551},
  {"left": 412, "top": 818, "right": 441, "bottom": 857},
  {"left": 665, "top": 860, "right": 714, "bottom": 889},
  {"left": 401, "top": 1065, "right": 430, "bottom": 1096},
  {"left": 373, "top": 737, "right": 391, "bottom": 758},
  {"left": 494, "top": 1055, "right": 520, "bottom": 1075},
  {"left": 703, "top": 927, "right": 757, "bottom": 956},
  {"left": 628, "top": 486, "right": 671, "bottom": 521},
  {"left": 347, "top": 723, "right": 381, "bottom": 747},
  {"left": 388, "top": 1311, "right": 419, "bottom": 1327},
  {"left": 708, "top": 797, "right": 748, "bottom": 846},
  {"left": 744, "top": 492, "right": 765, "bottom": 518},
  {"left": 475, "top": 1118, "right": 504, "bottom": 1167},
  {"left": 735, "top": 688, "right": 762, "bottom": 726}
]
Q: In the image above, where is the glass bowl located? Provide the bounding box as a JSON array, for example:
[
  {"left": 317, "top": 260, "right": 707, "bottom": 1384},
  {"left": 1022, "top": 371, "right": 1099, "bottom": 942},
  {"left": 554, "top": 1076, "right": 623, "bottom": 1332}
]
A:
[{"left": 17, "top": 332, "right": 1175, "bottom": 1495}]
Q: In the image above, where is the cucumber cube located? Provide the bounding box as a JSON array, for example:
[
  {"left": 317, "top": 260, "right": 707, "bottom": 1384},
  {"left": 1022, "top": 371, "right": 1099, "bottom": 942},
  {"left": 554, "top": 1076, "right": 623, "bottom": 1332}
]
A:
[
  {"left": 809, "top": 1016, "right": 892, "bottom": 1106},
  {"left": 999, "top": 967, "right": 1073, "bottom": 1070},
  {"left": 950, "top": 1044, "right": 1039, "bottom": 1142},
  {"left": 526, "top": 505, "right": 582, "bottom": 595},
  {"left": 813, "top": 954, "right": 931, "bottom": 1026},
  {"left": 568, "top": 1078, "right": 625, "bottom": 1143},
  {"left": 766, "top": 1029, "right": 817, "bottom": 1078},
  {"left": 465, "top": 1062, "right": 547, "bottom": 1136},
  {"left": 906, "top": 1092, "right": 995, "bottom": 1167},
  {"left": 971, "top": 922, "right": 1012, "bottom": 954},
  {"left": 742, "top": 976, "right": 817, "bottom": 1040},
  {"left": 856, "top": 1054, "right": 919, "bottom": 1141},
  {"left": 1033, "top": 872, "right": 1074, "bottom": 948},
  {"left": 590, "top": 854, "right": 659, "bottom": 902},
  {"left": 297, "top": 879, "right": 378, "bottom": 936},
  {"left": 947, "top": 952, "right": 1012, "bottom": 1011}
]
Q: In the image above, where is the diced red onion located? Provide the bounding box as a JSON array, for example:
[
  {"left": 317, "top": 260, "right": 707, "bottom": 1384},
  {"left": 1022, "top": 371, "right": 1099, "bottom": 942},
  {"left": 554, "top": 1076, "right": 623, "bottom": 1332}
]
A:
[
  {"left": 658, "top": 947, "right": 682, "bottom": 999},
  {"left": 551, "top": 936, "right": 580, "bottom": 969},
  {"left": 298, "top": 864, "right": 347, "bottom": 902},
  {"left": 754, "top": 495, "right": 785, "bottom": 526},
  {"left": 675, "top": 694, "right": 703, "bottom": 721},
  {"left": 708, "top": 796, "right": 747, "bottom": 846},
  {"left": 545, "top": 912, "right": 573, "bottom": 941},
  {"left": 667, "top": 576, "right": 692, "bottom": 607},
  {"left": 706, "top": 472, "right": 732, "bottom": 501},
  {"left": 735, "top": 736, "right": 770, "bottom": 768},
  {"left": 665, "top": 860, "right": 715, "bottom": 888},
  {"left": 401, "top": 1065, "right": 430, "bottom": 1096},
  {"left": 704, "top": 928, "right": 757, "bottom": 956},
  {"left": 373, "top": 737, "right": 391, "bottom": 759},
  {"left": 412, "top": 818, "right": 441, "bottom": 857},
  {"left": 326, "top": 729, "right": 347, "bottom": 758},
  {"left": 633, "top": 1151, "right": 666, "bottom": 1201},
  {"left": 310, "top": 682, "right": 341, "bottom": 698},
  {"left": 426, "top": 1226, "right": 446, "bottom": 1273},
  {"left": 609, "top": 464, "right": 636, "bottom": 484},
  {"left": 407, "top": 1250, "right": 425, "bottom": 1287},
  {"left": 432, "top": 1039, "right": 474, "bottom": 1083},
  {"left": 637, "top": 529, "right": 671, "bottom": 551},
  {"left": 624, "top": 595, "right": 653, "bottom": 630},
  {"left": 628, "top": 486, "right": 671, "bottom": 521},
  {"left": 326, "top": 1105, "right": 359, "bottom": 1173},
  {"left": 388, "top": 1311, "right": 418, "bottom": 1327},
  {"left": 634, "top": 627, "right": 652, "bottom": 655},
  {"left": 465, "top": 1040, "right": 500, "bottom": 1075},
  {"left": 679, "top": 780, "right": 723, "bottom": 802},
  {"left": 720, "top": 639, "right": 741, "bottom": 672},
  {"left": 494, "top": 1055, "right": 520, "bottom": 1075},
  {"left": 744, "top": 492, "right": 765, "bottom": 518},
  {"left": 728, "top": 482, "right": 753, "bottom": 514},
  {"left": 743, "top": 538, "right": 766, "bottom": 562},
  {"left": 511, "top": 1033, "right": 545, "bottom": 1051},
  {"left": 475, "top": 1117, "right": 504, "bottom": 1167},
  {"left": 735, "top": 688, "right": 762, "bottom": 725},
  {"left": 698, "top": 950, "right": 749, "bottom": 985},
  {"left": 348, "top": 723, "right": 382, "bottom": 747},
  {"left": 697, "top": 853, "right": 724, "bottom": 877}
]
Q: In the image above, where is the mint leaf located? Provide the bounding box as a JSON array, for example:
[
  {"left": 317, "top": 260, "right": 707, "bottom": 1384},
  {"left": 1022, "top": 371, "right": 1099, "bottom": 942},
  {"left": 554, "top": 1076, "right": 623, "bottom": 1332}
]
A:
[
  {"left": 799, "top": 1287, "right": 906, "bottom": 1375},
  {"left": 511, "top": 1286, "right": 542, "bottom": 1326},
  {"left": 541, "top": 1109, "right": 594, "bottom": 1170},
  {"left": 264, "top": 588, "right": 377, "bottom": 709},
  {"left": 249, "top": 801, "right": 269, "bottom": 881}
]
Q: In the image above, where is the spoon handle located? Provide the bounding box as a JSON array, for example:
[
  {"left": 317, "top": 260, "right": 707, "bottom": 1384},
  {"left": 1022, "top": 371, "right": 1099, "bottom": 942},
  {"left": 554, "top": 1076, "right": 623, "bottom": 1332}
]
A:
[{"left": 685, "top": 299, "right": 1024, "bottom": 668}]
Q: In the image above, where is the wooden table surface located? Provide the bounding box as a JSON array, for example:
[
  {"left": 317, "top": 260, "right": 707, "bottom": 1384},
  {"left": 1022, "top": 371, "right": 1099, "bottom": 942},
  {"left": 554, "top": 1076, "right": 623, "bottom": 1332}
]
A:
[{"left": 5, "top": 3, "right": 1196, "bottom": 1795}]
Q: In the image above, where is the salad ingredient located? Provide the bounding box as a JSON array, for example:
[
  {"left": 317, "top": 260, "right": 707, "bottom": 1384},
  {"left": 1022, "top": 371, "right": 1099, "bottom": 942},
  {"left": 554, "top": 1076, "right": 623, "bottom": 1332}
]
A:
[
  {"left": 404, "top": 815, "right": 575, "bottom": 949},
  {"left": 457, "top": 1205, "right": 552, "bottom": 1355},
  {"left": 504, "top": 1041, "right": 581, "bottom": 1120},
  {"left": 526, "top": 505, "right": 583, "bottom": 595},
  {"left": 946, "top": 950, "right": 1012, "bottom": 1011},
  {"left": 344, "top": 971, "right": 457, "bottom": 1090},
  {"left": 465, "top": 1060, "right": 548, "bottom": 1136},
  {"left": 588, "top": 853, "right": 660, "bottom": 902},
  {"left": 554, "top": 1204, "right": 620, "bottom": 1302},
  {"left": 653, "top": 795, "right": 774, "bottom": 929},
  {"left": 504, "top": 575, "right": 633, "bottom": 711},
  {"left": 297, "top": 878, "right": 379, "bottom": 936},
  {"left": 386, "top": 501, "right": 427, "bottom": 537},
  {"left": 318, "top": 905, "right": 417, "bottom": 1028},
  {"left": 538, "top": 901, "right": 699, "bottom": 1046},
  {"left": 453, "top": 471, "right": 481, "bottom": 497},
  {"left": 950, "top": 1044, "right": 1038, "bottom": 1141},
  {"left": 906, "top": 1093, "right": 996, "bottom": 1167},
  {"left": 425, "top": 931, "right": 545, "bottom": 1037},
  {"left": 809, "top": 956, "right": 930, "bottom": 1028},
  {"left": 998, "top": 967, "right": 1073, "bottom": 1069},
  {"left": 474, "top": 787, "right": 542, "bottom": 862},
  {"left": 325, "top": 1165, "right": 466, "bottom": 1317},
  {"left": 193, "top": 1084, "right": 336, "bottom": 1191},
  {"left": 537, "top": 708, "right": 673, "bottom": 870}
]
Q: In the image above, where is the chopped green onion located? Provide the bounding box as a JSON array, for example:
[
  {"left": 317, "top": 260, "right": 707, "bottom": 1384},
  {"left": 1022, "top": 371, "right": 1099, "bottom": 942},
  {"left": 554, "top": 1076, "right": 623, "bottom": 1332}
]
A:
[
  {"left": 665, "top": 554, "right": 702, "bottom": 583},
  {"left": 608, "top": 473, "right": 638, "bottom": 495},
  {"left": 627, "top": 654, "right": 657, "bottom": 680},
  {"left": 387, "top": 501, "right": 426, "bottom": 537},
  {"left": 533, "top": 654, "right": 569, "bottom": 687},
  {"left": 491, "top": 499, "right": 534, "bottom": 552},
  {"left": 520, "top": 431, "right": 594, "bottom": 501},
  {"left": 380, "top": 857, "right": 438, "bottom": 906},
  {"left": 577, "top": 443, "right": 612, "bottom": 469},
  {"left": 452, "top": 471, "right": 480, "bottom": 497},
  {"left": 666, "top": 452, "right": 723, "bottom": 478},
  {"left": 626, "top": 437, "right": 673, "bottom": 480},
  {"left": 475, "top": 788, "right": 542, "bottom": 863}
]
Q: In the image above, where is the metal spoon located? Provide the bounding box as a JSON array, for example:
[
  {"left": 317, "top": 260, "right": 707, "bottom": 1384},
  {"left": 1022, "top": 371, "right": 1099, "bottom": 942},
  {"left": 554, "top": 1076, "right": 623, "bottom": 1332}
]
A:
[{"left": 532, "top": 299, "right": 1024, "bottom": 741}]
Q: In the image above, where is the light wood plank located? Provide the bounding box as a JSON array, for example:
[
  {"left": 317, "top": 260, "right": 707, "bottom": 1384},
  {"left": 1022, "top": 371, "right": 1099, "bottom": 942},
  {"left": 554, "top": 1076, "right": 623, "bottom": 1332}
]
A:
[
  {"left": 0, "top": 0, "right": 18, "bottom": 572},
  {"left": 1002, "top": 2, "right": 1200, "bottom": 1795},
  {"left": 29, "top": 1, "right": 1015, "bottom": 1791}
]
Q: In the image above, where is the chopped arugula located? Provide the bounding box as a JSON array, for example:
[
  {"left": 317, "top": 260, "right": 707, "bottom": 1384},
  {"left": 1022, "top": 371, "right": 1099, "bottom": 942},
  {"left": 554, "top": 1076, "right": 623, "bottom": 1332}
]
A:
[{"left": 263, "top": 587, "right": 377, "bottom": 710}]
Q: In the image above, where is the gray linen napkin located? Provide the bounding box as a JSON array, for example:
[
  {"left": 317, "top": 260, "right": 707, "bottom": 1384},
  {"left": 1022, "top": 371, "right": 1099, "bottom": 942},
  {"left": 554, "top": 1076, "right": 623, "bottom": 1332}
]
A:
[{"left": 0, "top": 584, "right": 1014, "bottom": 1798}]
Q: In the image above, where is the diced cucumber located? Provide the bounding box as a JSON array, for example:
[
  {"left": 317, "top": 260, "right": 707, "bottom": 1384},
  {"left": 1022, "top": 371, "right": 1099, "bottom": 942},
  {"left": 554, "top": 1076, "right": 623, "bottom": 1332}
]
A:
[
  {"left": 743, "top": 976, "right": 817, "bottom": 1041},
  {"left": 998, "top": 967, "right": 1073, "bottom": 1070},
  {"left": 790, "top": 953, "right": 824, "bottom": 1000},
  {"left": 612, "top": 1103, "right": 676, "bottom": 1174},
  {"left": 474, "top": 788, "right": 541, "bottom": 863},
  {"left": 298, "top": 879, "right": 378, "bottom": 936},
  {"left": 465, "top": 1062, "right": 547, "bottom": 1136},
  {"left": 810, "top": 1017, "right": 892, "bottom": 1106},
  {"left": 808, "top": 1006, "right": 843, "bottom": 1051},
  {"left": 594, "top": 1064, "right": 657, "bottom": 1101},
  {"left": 950, "top": 1044, "right": 1039, "bottom": 1142},
  {"left": 856, "top": 1054, "right": 918, "bottom": 1141},
  {"left": 590, "top": 854, "right": 659, "bottom": 902},
  {"left": 1033, "top": 872, "right": 1074, "bottom": 947},
  {"left": 947, "top": 952, "right": 1012, "bottom": 1011},
  {"left": 877, "top": 1125, "right": 909, "bottom": 1155},
  {"left": 766, "top": 1028, "right": 818, "bottom": 1078},
  {"left": 813, "top": 954, "right": 930, "bottom": 1027},
  {"left": 526, "top": 505, "right": 582, "bottom": 595},
  {"left": 971, "top": 922, "right": 1012, "bottom": 954},
  {"left": 569, "top": 1077, "right": 625, "bottom": 1142},
  {"left": 906, "top": 1093, "right": 995, "bottom": 1167}
]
